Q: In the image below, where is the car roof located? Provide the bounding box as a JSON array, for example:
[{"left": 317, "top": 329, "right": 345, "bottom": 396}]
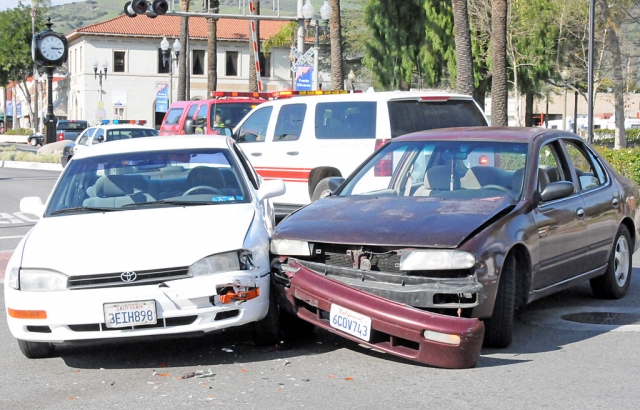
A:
[
  {"left": 92, "top": 124, "right": 157, "bottom": 131},
  {"left": 261, "top": 90, "right": 476, "bottom": 107},
  {"left": 393, "top": 126, "right": 565, "bottom": 143},
  {"left": 167, "top": 99, "right": 265, "bottom": 108},
  {"left": 72, "top": 135, "right": 231, "bottom": 160}
]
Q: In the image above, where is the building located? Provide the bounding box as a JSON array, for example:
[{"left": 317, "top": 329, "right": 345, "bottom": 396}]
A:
[{"left": 63, "top": 14, "right": 294, "bottom": 128}]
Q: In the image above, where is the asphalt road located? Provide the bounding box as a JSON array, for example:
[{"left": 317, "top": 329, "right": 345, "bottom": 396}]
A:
[{"left": 1, "top": 166, "right": 640, "bottom": 409}]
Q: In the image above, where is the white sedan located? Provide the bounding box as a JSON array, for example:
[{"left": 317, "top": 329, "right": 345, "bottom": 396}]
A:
[{"left": 5, "top": 136, "right": 285, "bottom": 358}]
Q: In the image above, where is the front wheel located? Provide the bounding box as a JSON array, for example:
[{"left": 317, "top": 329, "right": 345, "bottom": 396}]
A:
[
  {"left": 17, "top": 340, "right": 55, "bottom": 359},
  {"left": 590, "top": 225, "right": 632, "bottom": 299},
  {"left": 252, "top": 290, "right": 281, "bottom": 346},
  {"left": 483, "top": 254, "right": 516, "bottom": 348},
  {"left": 29, "top": 138, "right": 38, "bottom": 147}
]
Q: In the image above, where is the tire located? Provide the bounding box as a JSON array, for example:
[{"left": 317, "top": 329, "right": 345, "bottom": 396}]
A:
[
  {"left": 309, "top": 170, "right": 337, "bottom": 200},
  {"left": 483, "top": 254, "right": 516, "bottom": 348},
  {"left": 29, "top": 138, "right": 38, "bottom": 147},
  {"left": 17, "top": 339, "right": 55, "bottom": 359},
  {"left": 280, "top": 311, "right": 315, "bottom": 341},
  {"left": 252, "top": 289, "right": 282, "bottom": 346},
  {"left": 590, "top": 225, "right": 632, "bottom": 299}
]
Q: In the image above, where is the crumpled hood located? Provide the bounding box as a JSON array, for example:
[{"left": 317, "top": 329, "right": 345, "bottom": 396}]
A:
[
  {"left": 20, "top": 204, "right": 255, "bottom": 276},
  {"left": 275, "top": 196, "right": 514, "bottom": 248}
]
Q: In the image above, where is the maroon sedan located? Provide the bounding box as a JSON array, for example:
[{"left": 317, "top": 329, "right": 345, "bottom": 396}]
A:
[{"left": 270, "top": 127, "right": 640, "bottom": 369}]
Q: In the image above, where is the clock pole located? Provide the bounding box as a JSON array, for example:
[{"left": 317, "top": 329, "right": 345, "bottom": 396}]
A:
[{"left": 44, "top": 66, "right": 56, "bottom": 145}]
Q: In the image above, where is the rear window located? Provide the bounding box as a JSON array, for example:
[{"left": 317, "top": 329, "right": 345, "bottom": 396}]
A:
[
  {"left": 58, "top": 121, "right": 88, "bottom": 131},
  {"left": 387, "top": 99, "right": 488, "bottom": 138},
  {"left": 106, "top": 128, "right": 158, "bottom": 141},
  {"left": 315, "top": 101, "right": 376, "bottom": 139},
  {"left": 164, "top": 108, "right": 184, "bottom": 125}
]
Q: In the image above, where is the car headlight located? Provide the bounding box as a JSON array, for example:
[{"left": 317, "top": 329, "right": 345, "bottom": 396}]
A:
[
  {"left": 19, "top": 269, "right": 69, "bottom": 292},
  {"left": 188, "top": 250, "right": 254, "bottom": 277},
  {"left": 270, "top": 239, "right": 311, "bottom": 256},
  {"left": 399, "top": 250, "right": 476, "bottom": 270},
  {"left": 7, "top": 267, "right": 19, "bottom": 290}
]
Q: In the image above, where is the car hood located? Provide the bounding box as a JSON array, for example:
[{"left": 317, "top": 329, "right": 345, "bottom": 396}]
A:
[
  {"left": 275, "top": 196, "right": 514, "bottom": 248},
  {"left": 21, "top": 204, "right": 255, "bottom": 276}
]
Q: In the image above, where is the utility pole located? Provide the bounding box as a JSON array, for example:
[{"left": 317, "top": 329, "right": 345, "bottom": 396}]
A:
[{"left": 31, "top": 4, "right": 39, "bottom": 132}]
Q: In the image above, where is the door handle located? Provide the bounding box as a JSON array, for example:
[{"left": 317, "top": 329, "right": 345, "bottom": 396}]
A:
[
  {"left": 576, "top": 208, "right": 585, "bottom": 219},
  {"left": 612, "top": 198, "right": 619, "bottom": 207},
  {"left": 250, "top": 152, "right": 262, "bottom": 157},
  {"left": 287, "top": 151, "right": 299, "bottom": 156}
]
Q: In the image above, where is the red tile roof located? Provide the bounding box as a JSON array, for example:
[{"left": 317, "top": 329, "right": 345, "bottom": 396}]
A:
[{"left": 71, "top": 14, "right": 292, "bottom": 41}]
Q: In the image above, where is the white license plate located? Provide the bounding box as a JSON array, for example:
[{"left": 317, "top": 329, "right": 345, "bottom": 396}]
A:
[
  {"left": 329, "top": 304, "right": 372, "bottom": 342},
  {"left": 104, "top": 300, "right": 157, "bottom": 329}
]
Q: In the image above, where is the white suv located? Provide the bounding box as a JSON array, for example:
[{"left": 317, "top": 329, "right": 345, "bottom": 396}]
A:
[{"left": 233, "top": 91, "right": 489, "bottom": 215}]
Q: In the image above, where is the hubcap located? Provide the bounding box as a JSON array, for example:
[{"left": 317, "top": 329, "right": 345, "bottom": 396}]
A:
[{"left": 614, "top": 235, "right": 630, "bottom": 287}]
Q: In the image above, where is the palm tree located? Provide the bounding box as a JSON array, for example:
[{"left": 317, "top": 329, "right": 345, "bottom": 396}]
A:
[
  {"left": 329, "top": 0, "right": 343, "bottom": 90},
  {"left": 490, "top": 0, "right": 508, "bottom": 126},
  {"left": 207, "top": 1, "right": 219, "bottom": 96},
  {"left": 452, "top": 0, "right": 474, "bottom": 95},
  {"left": 249, "top": 0, "right": 260, "bottom": 92},
  {"left": 177, "top": 0, "right": 190, "bottom": 101}
]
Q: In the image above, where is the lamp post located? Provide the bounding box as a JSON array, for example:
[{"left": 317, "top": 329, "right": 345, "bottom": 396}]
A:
[
  {"left": 302, "top": 0, "right": 331, "bottom": 91},
  {"left": 161, "top": 37, "right": 181, "bottom": 105},
  {"left": 31, "top": 4, "right": 38, "bottom": 132},
  {"left": 93, "top": 58, "right": 108, "bottom": 102},
  {"left": 561, "top": 68, "right": 571, "bottom": 131}
]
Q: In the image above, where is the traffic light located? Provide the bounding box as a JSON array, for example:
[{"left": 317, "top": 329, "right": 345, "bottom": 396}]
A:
[{"left": 123, "top": 0, "right": 168, "bottom": 18}]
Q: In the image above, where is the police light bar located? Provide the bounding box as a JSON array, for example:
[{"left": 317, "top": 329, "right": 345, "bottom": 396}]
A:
[
  {"left": 210, "top": 91, "right": 271, "bottom": 99},
  {"left": 272, "top": 90, "right": 363, "bottom": 99},
  {"left": 101, "top": 120, "right": 148, "bottom": 125}
]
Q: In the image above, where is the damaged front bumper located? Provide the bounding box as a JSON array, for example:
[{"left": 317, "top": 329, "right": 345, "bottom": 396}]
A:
[{"left": 274, "top": 259, "right": 484, "bottom": 369}]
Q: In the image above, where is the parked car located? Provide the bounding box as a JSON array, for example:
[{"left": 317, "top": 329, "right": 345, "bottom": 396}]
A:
[
  {"left": 6, "top": 135, "right": 286, "bottom": 358},
  {"left": 159, "top": 92, "right": 266, "bottom": 136},
  {"left": 233, "top": 90, "right": 489, "bottom": 218},
  {"left": 61, "top": 121, "right": 158, "bottom": 167},
  {"left": 270, "top": 127, "right": 640, "bottom": 368},
  {"left": 57, "top": 120, "right": 89, "bottom": 141},
  {"left": 27, "top": 132, "right": 44, "bottom": 147}
]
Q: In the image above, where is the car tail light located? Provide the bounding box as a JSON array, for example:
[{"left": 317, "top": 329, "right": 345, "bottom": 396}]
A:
[
  {"left": 57, "top": 130, "right": 64, "bottom": 141},
  {"left": 374, "top": 138, "right": 392, "bottom": 177}
]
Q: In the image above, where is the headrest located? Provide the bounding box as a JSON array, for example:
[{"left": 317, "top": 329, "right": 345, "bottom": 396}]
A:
[
  {"left": 424, "top": 166, "right": 459, "bottom": 190},
  {"left": 95, "top": 175, "right": 134, "bottom": 198},
  {"left": 187, "top": 166, "right": 226, "bottom": 188},
  {"left": 511, "top": 168, "right": 525, "bottom": 192},
  {"left": 538, "top": 168, "right": 550, "bottom": 192}
]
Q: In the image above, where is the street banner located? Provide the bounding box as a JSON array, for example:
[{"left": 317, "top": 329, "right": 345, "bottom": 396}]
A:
[
  {"left": 295, "top": 66, "right": 313, "bottom": 91},
  {"left": 155, "top": 83, "right": 169, "bottom": 113},
  {"left": 16, "top": 102, "right": 22, "bottom": 118},
  {"left": 6, "top": 101, "right": 12, "bottom": 116}
]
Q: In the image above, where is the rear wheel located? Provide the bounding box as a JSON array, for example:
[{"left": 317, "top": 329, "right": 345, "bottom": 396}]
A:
[
  {"left": 29, "top": 137, "right": 38, "bottom": 146},
  {"left": 590, "top": 225, "right": 632, "bottom": 299},
  {"left": 17, "top": 340, "right": 55, "bottom": 359},
  {"left": 483, "top": 254, "right": 516, "bottom": 348}
]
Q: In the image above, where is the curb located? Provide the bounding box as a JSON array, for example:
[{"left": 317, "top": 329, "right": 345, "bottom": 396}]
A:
[{"left": 0, "top": 160, "right": 63, "bottom": 172}]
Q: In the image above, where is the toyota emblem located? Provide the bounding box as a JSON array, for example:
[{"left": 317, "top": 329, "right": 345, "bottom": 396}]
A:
[{"left": 120, "top": 271, "right": 137, "bottom": 282}]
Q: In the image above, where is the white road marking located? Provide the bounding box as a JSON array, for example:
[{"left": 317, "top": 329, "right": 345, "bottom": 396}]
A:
[{"left": 0, "top": 212, "right": 39, "bottom": 224}]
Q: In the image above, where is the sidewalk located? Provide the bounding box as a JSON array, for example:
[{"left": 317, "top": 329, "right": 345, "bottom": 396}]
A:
[{"left": 0, "top": 134, "right": 28, "bottom": 144}]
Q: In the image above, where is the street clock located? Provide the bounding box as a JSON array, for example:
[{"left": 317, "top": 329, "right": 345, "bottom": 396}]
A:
[{"left": 32, "top": 21, "right": 68, "bottom": 67}]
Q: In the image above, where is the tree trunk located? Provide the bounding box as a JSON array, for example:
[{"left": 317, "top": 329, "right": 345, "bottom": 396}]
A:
[
  {"left": 330, "top": 0, "right": 343, "bottom": 90},
  {"left": 178, "top": 1, "right": 190, "bottom": 101},
  {"left": 17, "top": 76, "right": 35, "bottom": 129},
  {"left": 207, "top": 1, "right": 219, "bottom": 96},
  {"left": 490, "top": 0, "right": 508, "bottom": 126},
  {"left": 452, "top": 0, "right": 474, "bottom": 95},
  {"left": 249, "top": 0, "right": 260, "bottom": 92},
  {"left": 525, "top": 91, "right": 533, "bottom": 127}
]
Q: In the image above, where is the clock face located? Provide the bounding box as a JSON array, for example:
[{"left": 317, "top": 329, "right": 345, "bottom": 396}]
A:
[{"left": 40, "top": 35, "right": 65, "bottom": 62}]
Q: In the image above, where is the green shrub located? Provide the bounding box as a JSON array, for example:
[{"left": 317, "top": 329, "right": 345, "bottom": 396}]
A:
[
  {"left": 594, "top": 145, "right": 640, "bottom": 185},
  {"left": 4, "top": 128, "right": 33, "bottom": 135},
  {"left": 0, "top": 147, "right": 60, "bottom": 164},
  {"left": 593, "top": 128, "right": 640, "bottom": 144}
]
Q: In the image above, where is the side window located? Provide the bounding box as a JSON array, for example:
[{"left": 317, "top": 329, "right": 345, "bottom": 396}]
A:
[
  {"left": 77, "top": 128, "right": 95, "bottom": 146},
  {"left": 563, "top": 139, "right": 606, "bottom": 191},
  {"left": 164, "top": 108, "right": 184, "bottom": 125},
  {"left": 315, "top": 101, "right": 376, "bottom": 139},
  {"left": 186, "top": 104, "right": 198, "bottom": 119},
  {"left": 92, "top": 128, "right": 105, "bottom": 144},
  {"left": 195, "top": 105, "right": 208, "bottom": 134},
  {"left": 538, "top": 142, "right": 565, "bottom": 193},
  {"left": 235, "top": 106, "right": 273, "bottom": 143},
  {"left": 233, "top": 143, "right": 260, "bottom": 189},
  {"left": 273, "top": 104, "right": 306, "bottom": 142}
]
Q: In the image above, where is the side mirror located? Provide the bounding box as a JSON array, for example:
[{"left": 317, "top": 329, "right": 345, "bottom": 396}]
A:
[
  {"left": 256, "top": 179, "right": 286, "bottom": 202},
  {"left": 540, "top": 181, "right": 574, "bottom": 202},
  {"left": 20, "top": 197, "right": 45, "bottom": 217},
  {"left": 311, "top": 176, "right": 345, "bottom": 201},
  {"left": 184, "top": 118, "right": 195, "bottom": 135},
  {"left": 97, "top": 135, "right": 104, "bottom": 143}
]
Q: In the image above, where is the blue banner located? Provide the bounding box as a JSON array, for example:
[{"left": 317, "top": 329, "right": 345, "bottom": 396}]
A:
[
  {"left": 155, "top": 83, "right": 169, "bottom": 112},
  {"left": 6, "top": 101, "right": 12, "bottom": 117},
  {"left": 294, "top": 66, "right": 313, "bottom": 91},
  {"left": 16, "top": 102, "right": 22, "bottom": 118}
]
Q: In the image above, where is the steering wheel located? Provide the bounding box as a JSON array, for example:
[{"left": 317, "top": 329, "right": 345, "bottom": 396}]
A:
[
  {"left": 483, "top": 184, "right": 513, "bottom": 195},
  {"left": 182, "top": 185, "right": 224, "bottom": 196}
]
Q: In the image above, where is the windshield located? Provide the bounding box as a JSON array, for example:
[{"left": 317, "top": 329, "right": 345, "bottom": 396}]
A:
[
  {"left": 46, "top": 148, "right": 251, "bottom": 216},
  {"left": 339, "top": 140, "right": 528, "bottom": 201},
  {"left": 209, "top": 103, "right": 258, "bottom": 129}
]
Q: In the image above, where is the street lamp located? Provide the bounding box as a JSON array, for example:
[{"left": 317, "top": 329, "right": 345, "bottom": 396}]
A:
[
  {"left": 161, "top": 37, "right": 181, "bottom": 104},
  {"left": 31, "top": 4, "right": 39, "bottom": 132},
  {"left": 93, "top": 58, "right": 108, "bottom": 102},
  {"left": 302, "top": 0, "right": 331, "bottom": 91},
  {"left": 561, "top": 68, "right": 571, "bottom": 131}
]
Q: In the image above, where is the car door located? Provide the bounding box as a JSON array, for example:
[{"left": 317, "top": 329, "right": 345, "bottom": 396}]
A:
[
  {"left": 235, "top": 105, "right": 274, "bottom": 180},
  {"left": 73, "top": 127, "right": 96, "bottom": 155},
  {"left": 532, "top": 139, "right": 588, "bottom": 290},
  {"left": 560, "top": 137, "right": 619, "bottom": 274}
]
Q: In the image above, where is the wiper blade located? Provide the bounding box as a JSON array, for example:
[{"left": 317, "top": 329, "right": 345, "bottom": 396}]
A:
[
  {"left": 50, "top": 206, "right": 123, "bottom": 215},
  {"left": 121, "top": 200, "right": 216, "bottom": 207}
]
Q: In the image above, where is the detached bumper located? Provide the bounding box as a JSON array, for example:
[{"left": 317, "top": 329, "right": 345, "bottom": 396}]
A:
[{"left": 275, "top": 260, "right": 484, "bottom": 369}]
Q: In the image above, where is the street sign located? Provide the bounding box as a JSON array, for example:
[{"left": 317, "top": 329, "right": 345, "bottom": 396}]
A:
[
  {"left": 97, "top": 101, "right": 104, "bottom": 110},
  {"left": 290, "top": 46, "right": 316, "bottom": 72}
]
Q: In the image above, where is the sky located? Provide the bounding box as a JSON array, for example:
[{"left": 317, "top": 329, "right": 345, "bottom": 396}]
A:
[{"left": 0, "top": 0, "right": 84, "bottom": 11}]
